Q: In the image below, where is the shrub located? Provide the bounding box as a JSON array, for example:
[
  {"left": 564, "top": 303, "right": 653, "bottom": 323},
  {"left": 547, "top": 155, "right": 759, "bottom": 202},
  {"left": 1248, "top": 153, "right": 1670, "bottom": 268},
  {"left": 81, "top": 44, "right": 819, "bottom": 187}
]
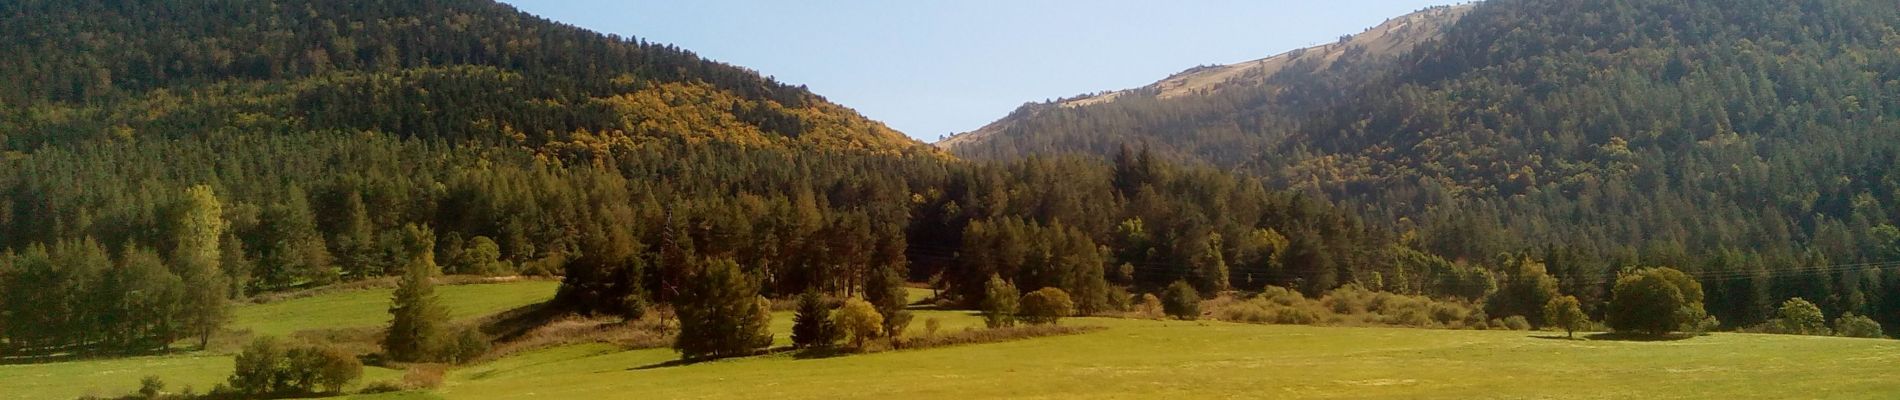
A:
[
  {"left": 1500, "top": 315, "right": 1532, "bottom": 331},
  {"left": 832, "top": 297, "right": 884, "bottom": 348},
  {"left": 229, "top": 337, "right": 363, "bottom": 396},
  {"left": 288, "top": 343, "right": 362, "bottom": 394},
  {"left": 1607, "top": 267, "right": 1702, "bottom": 336},
  {"left": 791, "top": 290, "right": 840, "bottom": 349},
  {"left": 1136, "top": 293, "right": 1164, "bottom": 319},
  {"left": 229, "top": 337, "right": 290, "bottom": 396},
  {"left": 138, "top": 375, "right": 164, "bottom": 398},
  {"left": 1019, "top": 287, "right": 1075, "bottom": 325},
  {"left": 923, "top": 317, "right": 943, "bottom": 338},
  {"left": 1835, "top": 313, "right": 1885, "bottom": 338},
  {"left": 900, "top": 324, "right": 1105, "bottom": 351},
  {"left": 1773, "top": 298, "right": 1830, "bottom": 336},
  {"left": 437, "top": 326, "right": 489, "bottom": 364},
  {"left": 359, "top": 380, "right": 405, "bottom": 394},
  {"left": 1162, "top": 281, "right": 1201, "bottom": 320},
  {"left": 980, "top": 275, "right": 1019, "bottom": 328}
]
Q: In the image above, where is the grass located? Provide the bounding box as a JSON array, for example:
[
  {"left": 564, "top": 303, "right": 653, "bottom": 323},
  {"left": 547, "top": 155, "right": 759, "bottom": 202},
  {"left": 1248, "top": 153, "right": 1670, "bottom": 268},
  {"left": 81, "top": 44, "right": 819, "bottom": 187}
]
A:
[
  {"left": 16, "top": 281, "right": 1900, "bottom": 399},
  {"left": 232, "top": 280, "right": 560, "bottom": 338},
  {"left": 0, "top": 280, "right": 558, "bottom": 400},
  {"left": 413, "top": 317, "right": 1900, "bottom": 400}
]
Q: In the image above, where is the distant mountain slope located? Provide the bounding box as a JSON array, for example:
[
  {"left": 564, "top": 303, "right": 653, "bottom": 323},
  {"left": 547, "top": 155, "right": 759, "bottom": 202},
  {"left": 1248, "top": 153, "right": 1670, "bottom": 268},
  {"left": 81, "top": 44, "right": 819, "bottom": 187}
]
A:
[
  {"left": 0, "top": 0, "right": 929, "bottom": 156},
  {"left": 944, "top": 0, "right": 1900, "bottom": 327},
  {"left": 938, "top": 5, "right": 1471, "bottom": 163}
]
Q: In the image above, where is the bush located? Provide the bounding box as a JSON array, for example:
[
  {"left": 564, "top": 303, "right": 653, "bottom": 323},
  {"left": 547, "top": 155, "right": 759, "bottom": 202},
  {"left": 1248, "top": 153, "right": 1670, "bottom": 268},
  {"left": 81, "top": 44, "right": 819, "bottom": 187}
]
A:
[
  {"left": 359, "top": 380, "right": 405, "bottom": 394},
  {"left": 832, "top": 297, "right": 884, "bottom": 348},
  {"left": 1774, "top": 298, "right": 1830, "bottom": 336},
  {"left": 791, "top": 290, "right": 840, "bottom": 349},
  {"left": 288, "top": 343, "right": 362, "bottom": 394},
  {"left": 980, "top": 275, "right": 1019, "bottom": 328},
  {"left": 900, "top": 324, "right": 1104, "bottom": 351},
  {"left": 1135, "top": 293, "right": 1164, "bottom": 319},
  {"left": 229, "top": 337, "right": 290, "bottom": 396},
  {"left": 1162, "top": 281, "right": 1201, "bottom": 320},
  {"left": 1607, "top": 267, "right": 1702, "bottom": 336},
  {"left": 1500, "top": 315, "right": 1532, "bottom": 331},
  {"left": 139, "top": 375, "right": 164, "bottom": 398},
  {"left": 1019, "top": 287, "right": 1075, "bottom": 325},
  {"left": 1834, "top": 313, "right": 1884, "bottom": 338},
  {"left": 923, "top": 317, "right": 942, "bottom": 338},
  {"left": 437, "top": 326, "right": 489, "bottom": 364},
  {"left": 229, "top": 337, "right": 363, "bottom": 396}
]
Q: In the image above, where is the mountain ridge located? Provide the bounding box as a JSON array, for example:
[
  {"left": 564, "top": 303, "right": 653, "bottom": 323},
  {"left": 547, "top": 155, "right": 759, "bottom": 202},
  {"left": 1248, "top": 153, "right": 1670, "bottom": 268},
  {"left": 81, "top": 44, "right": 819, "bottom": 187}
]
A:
[{"left": 937, "top": 4, "right": 1472, "bottom": 151}]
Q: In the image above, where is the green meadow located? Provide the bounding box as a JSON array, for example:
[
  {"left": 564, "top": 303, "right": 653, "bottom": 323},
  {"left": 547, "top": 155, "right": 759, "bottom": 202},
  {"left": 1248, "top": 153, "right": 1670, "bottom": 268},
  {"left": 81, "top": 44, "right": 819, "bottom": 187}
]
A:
[
  {"left": 10, "top": 281, "right": 1900, "bottom": 400},
  {"left": 396, "top": 317, "right": 1900, "bottom": 400},
  {"left": 0, "top": 280, "right": 557, "bottom": 400}
]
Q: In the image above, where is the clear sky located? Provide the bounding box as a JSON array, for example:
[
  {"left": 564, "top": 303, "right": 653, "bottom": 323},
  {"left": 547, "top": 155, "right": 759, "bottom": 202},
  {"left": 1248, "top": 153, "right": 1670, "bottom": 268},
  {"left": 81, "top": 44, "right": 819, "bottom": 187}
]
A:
[{"left": 499, "top": 0, "right": 1460, "bottom": 142}]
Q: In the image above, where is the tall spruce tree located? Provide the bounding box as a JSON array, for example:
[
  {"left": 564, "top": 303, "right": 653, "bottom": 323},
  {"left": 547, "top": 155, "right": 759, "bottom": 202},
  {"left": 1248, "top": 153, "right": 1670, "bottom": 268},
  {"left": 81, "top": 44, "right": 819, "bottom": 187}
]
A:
[
  {"left": 385, "top": 224, "right": 449, "bottom": 362},
  {"left": 673, "top": 258, "right": 771, "bottom": 360}
]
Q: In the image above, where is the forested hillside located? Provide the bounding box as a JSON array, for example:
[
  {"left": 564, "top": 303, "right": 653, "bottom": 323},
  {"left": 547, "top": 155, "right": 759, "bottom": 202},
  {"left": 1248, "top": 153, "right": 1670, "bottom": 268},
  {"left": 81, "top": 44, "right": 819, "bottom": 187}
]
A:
[
  {"left": 0, "top": 0, "right": 1409, "bottom": 356},
  {"left": 946, "top": 0, "right": 1900, "bottom": 331}
]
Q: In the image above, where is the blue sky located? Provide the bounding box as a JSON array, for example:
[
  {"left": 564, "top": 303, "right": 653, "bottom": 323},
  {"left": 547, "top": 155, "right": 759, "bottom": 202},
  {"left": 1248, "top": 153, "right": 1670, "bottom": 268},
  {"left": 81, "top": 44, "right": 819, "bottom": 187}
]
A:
[{"left": 499, "top": 0, "right": 1460, "bottom": 141}]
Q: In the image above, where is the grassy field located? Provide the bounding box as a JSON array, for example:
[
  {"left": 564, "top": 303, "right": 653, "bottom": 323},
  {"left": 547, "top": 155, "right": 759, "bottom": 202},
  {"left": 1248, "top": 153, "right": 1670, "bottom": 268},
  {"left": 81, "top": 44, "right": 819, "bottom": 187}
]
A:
[
  {"left": 13, "top": 282, "right": 1900, "bottom": 399},
  {"left": 382, "top": 316, "right": 1900, "bottom": 400},
  {"left": 232, "top": 280, "right": 560, "bottom": 337},
  {"left": 0, "top": 280, "right": 558, "bottom": 400}
]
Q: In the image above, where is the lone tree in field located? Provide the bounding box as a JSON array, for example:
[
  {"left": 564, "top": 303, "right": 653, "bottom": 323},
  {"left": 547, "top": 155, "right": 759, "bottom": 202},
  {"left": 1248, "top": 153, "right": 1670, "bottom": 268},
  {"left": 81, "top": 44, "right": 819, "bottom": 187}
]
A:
[
  {"left": 980, "top": 274, "right": 1019, "bottom": 328},
  {"left": 791, "top": 290, "right": 839, "bottom": 349},
  {"left": 386, "top": 224, "right": 449, "bottom": 362},
  {"left": 1606, "top": 267, "right": 1704, "bottom": 336},
  {"left": 1162, "top": 280, "right": 1201, "bottom": 320},
  {"left": 833, "top": 297, "right": 884, "bottom": 349},
  {"left": 1019, "top": 287, "right": 1075, "bottom": 325},
  {"left": 865, "top": 263, "right": 913, "bottom": 338},
  {"left": 1773, "top": 297, "right": 1830, "bottom": 335},
  {"left": 673, "top": 258, "right": 772, "bottom": 360},
  {"left": 1543, "top": 295, "right": 1588, "bottom": 338}
]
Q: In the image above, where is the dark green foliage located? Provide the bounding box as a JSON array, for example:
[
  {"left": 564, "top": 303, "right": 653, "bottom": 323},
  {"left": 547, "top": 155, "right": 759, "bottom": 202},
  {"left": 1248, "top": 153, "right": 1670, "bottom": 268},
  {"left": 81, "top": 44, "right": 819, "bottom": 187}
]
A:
[
  {"left": 980, "top": 275, "right": 1019, "bottom": 328},
  {"left": 138, "top": 375, "right": 164, "bottom": 398},
  {"left": 673, "top": 258, "right": 771, "bottom": 360},
  {"left": 947, "top": 0, "right": 1900, "bottom": 332},
  {"left": 1019, "top": 287, "right": 1075, "bottom": 325},
  {"left": 229, "top": 337, "right": 362, "bottom": 396},
  {"left": 791, "top": 291, "right": 840, "bottom": 349},
  {"left": 1607, "top": 267, "right": 1704, "bottom": 336},
  {"left": 439, "top": 326, "right": 491, "bottom": 364},
  {"left": 865, "top": 264, "right": 913, "bottom": 338},
  {"left": 0, "top": 0, "right": 1470, "bottom": 347},
  {"left": 1834, "top": 313, "right": 1885, "bottom": 339},
  {"left": 1162, "top": 281, "right": 1201, "bottom": 320},
  {"left": 385, "top": 224, "right": 449, "bottom": 363},
  {"left": 1484, "top": 256, "right": 1562, "bottom": 328}
]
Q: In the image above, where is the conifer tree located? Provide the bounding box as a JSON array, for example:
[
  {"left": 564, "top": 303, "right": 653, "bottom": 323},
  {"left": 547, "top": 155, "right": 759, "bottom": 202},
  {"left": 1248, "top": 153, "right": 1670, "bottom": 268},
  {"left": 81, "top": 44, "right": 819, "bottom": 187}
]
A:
[{"left": 386, "top": 224, "right": 449, "bottom": 362}]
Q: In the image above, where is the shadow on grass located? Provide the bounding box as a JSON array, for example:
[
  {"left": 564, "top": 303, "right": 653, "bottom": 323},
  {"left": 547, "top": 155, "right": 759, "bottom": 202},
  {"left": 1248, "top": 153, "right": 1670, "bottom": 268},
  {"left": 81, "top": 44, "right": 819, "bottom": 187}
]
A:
[
  {"left": 1527, "top": 332, "right": 1695, "bottom": 342},
  {"left": 0, "top": 346, "right": 198, "bottom": 365},
  {"left": 629, "top": 347, "right": 801, "bottom": 370}
]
